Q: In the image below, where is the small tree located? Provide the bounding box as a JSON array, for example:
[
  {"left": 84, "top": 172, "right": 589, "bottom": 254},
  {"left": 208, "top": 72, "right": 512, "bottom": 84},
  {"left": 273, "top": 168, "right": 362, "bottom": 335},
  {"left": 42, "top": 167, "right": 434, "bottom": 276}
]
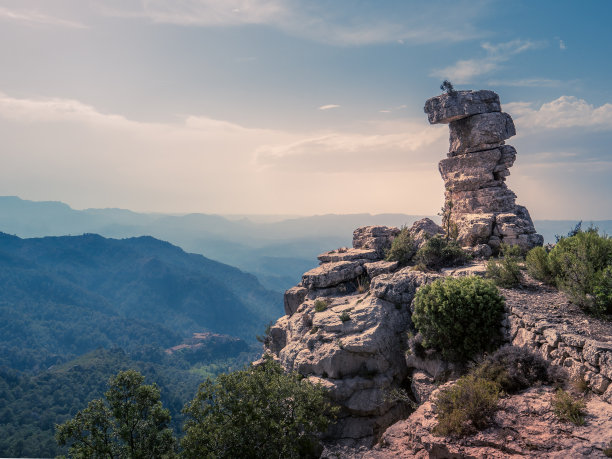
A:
[
  {"left": 181, "top": 356, "right": 337, "bottom": 458},
  {"left": 440, "top": 80, "right": 456, "bottom": 95},
  {"left": 56, "top": 370, "right": 176, "bottom": 458},
  {"left": 438, "top": 199, "right": 458, "bottom": 242}
]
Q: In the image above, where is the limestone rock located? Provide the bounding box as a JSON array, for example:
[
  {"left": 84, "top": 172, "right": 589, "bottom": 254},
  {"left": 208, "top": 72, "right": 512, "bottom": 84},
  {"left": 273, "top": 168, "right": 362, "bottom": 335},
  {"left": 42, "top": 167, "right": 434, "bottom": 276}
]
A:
[
  {"left": 364, "top": 260, "right": 399, "bottom": 278},
  {"left": 409, "top": 218, "right": 444, "bottom": 249},
  {"left": 353, "top": 226, "right": 400, "bottom": 256},
  {"left": 424, "top": 89, "right": 501, "bottom": 124},
  {"left": 450, "top": 186, "right": 517, "bottom": 214},
  {"left": 284, "top": 285, "right": 307, "bottom": 316},
  {"left": 318, "top": 248, "right": 380, "bottom": 263},
  {"left": 302, "top": 261, "right": 364, "bottom": 289},
  {"left": 410, "top": 371, "right": 436, "bottom": 404},
  {"left": 439, "top": 148, "right": 501, "bottom": 191},
  {"left": 371, "top": 268, "right": 440, "bottom": 305},
  {"left": 449, "top": 112, "right": 516, "bottom": 155},
  {"left": 267, "top": 294, "right": 412, "bottom": 445},
  {"left": 453, "top": 213, "right": 496, "bottom": 246}
]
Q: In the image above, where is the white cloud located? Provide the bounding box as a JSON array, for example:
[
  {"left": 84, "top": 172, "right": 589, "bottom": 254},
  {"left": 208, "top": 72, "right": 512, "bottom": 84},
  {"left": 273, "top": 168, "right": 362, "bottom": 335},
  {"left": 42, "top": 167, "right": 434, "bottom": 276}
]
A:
[
  {"left": 431, "top": 39, "right": 542, "bottom": 83},
  {"left": 559, "top": 39, "right": 566, "bottom": 50},
  {"left": 487, "top": 78, "right": 563, "bottom": 88},
  {"left": 96, "top": 0, "right": 485, "bottom": 46},
  {"left": 0, "top": 6, "right": 87, "bottom": 28},
  {"left": 507, "top": 96, "right": 612, "bottom": 131},
  {"left": 318, "top": 104, "right": 340, "bottom": 111},
  {"left": 0, "top": 91, "right": 448, "bottom": 214}
]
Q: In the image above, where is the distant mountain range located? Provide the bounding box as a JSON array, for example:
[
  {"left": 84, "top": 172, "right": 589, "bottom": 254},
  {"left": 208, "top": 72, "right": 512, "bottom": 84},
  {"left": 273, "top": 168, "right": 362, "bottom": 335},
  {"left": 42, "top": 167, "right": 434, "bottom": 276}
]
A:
[
  {"left": 1, "top": 196, "right": 610, "bottom": 291},
  {"left": 0, "top": 231, "right": 281, "bottom": 371}
]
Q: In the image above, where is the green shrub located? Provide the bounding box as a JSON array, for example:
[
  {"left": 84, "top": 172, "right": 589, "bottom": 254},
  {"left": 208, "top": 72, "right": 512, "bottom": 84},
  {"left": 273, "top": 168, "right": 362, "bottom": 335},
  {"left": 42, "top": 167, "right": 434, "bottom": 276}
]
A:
[
  {"left": 339, "top": 311, "right": 351, "bottom": 322},
  {"left": 385, "top": 227, "right": 416, "bottom": 265},
  {"left": 314, "top": 299, "right": 328, "bottom": 312},
  {"left": 526, "top": 246, "right": 554, "bottom": 284},
  {"left": 473, "top": 346, "right": 555, "bottom": 394},
  {"left": 182, "top": 357, "right": 337, "bottom": 458},
  {"left": 594, "top": 265, "right": 612, "bottom": 315},
  {"left": 548, "top": 227, "right": 612, "bottom": 313},
  {"left": 414, "top": 236, "right": 469, "bottom": 271},
  {"left": 412, "top": 276, "right": 505, "bottom": 361},
  {"left": 433, "top": 374, "right": 500, "bottom": 436},
  {"left": 486, "top": 244, "right": 523, "bottom": 288},
  {"left": 552, "top": 388, "right": 586, "bottom": 425}
]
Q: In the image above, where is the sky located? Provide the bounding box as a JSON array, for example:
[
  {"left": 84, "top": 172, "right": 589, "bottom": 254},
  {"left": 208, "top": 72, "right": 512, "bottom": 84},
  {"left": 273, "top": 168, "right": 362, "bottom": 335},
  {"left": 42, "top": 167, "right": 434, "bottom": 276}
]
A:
[{"left": 0, "top": 0, "right": 611, "bottom": 219}]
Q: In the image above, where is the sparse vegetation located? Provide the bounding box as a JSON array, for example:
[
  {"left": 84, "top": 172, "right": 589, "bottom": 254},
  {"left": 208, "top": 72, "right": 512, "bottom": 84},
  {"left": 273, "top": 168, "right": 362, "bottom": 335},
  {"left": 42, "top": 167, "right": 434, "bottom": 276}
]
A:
[
  {"left": 440, "top": 80, "right": 456, "bottom": 95},
  {"left": 526, "top": 245, "right": 554, "bottom": 283},
  {"left": 528, "top": 226, "right": 612, "bottom": 315},
  {"left": 433, "top": 374, "right": 500, "bottom": 436},
  {"left": 552, "top": 388, "right": 586, "bottom": 425},
  {"left": 339, "top": 311, "right": 351, "bottom": 322},
  {"left": 385, "top": 226, "right": 416, "bottom": 266},
  {"left": 486, "top": 243, "right": 523, "bottom": 288},
  {"left": 412, "top": 276, "right": 505, "bottom": 361},
  {"left": 356, "top": 275, "right": 370, "bottom": 294},
  {"left": 472, "top": 346, "right": 557, "bottom": 394},
  {"left": 414, "top": 235, "right": 469, "bottom": 271},
  {"left": 439, "top": 199, "right": 458, "bottom": 241},
  {"left": 314, "top": 299, "right": 329, "bottom": 312}
]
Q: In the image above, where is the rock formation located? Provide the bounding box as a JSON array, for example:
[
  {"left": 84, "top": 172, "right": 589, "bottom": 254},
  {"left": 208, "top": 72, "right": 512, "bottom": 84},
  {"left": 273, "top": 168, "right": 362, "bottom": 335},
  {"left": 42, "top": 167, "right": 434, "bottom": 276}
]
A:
[
  {"left": 265, "top": 219, "right": 442, "bottom": 446},
  {"left": 424, "top": 89, "right": 543, "bottom": 253}
]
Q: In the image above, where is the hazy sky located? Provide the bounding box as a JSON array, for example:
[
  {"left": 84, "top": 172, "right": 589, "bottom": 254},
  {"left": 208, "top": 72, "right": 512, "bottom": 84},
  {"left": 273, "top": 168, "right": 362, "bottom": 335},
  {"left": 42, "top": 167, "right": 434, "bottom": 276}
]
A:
[{"left": 1, "top": 0, "right": 611, "bottom": 219}]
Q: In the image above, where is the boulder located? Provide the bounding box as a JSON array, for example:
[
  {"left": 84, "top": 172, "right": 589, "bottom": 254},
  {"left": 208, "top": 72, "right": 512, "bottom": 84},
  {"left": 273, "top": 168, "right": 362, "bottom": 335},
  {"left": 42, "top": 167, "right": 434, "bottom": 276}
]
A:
[
  {"left": 371, "top": 268, "right": 440, "bottom": 305},
  {"left": 453, "top": 213, "right": 496, "bottom": 246},
  {"left": 318, "top": 248, "right": 380, "bottom": 263},
  {"left": 424, "top": 89, "right": 501, "bottom": 124},
  {"left": 364, "top": 260, "right": 399, "bottom": 278},
  {"left": 302, "top": 261, "right": 364, "bottom": 289},
  {"left": 449, "top": 186, "right": 517, "bottom": 214},
  {"left": 439, "top": 148, "right": 502, "bottom": 191},
  {"left": 408, "top": 218, "right": 444, "bottom": 248},
  {"left": 449, "top": 112, "right": 516, "bottom": 155},
  {"left": 284, "top": 285, "right": 307, "bottom": 316},
  {"left": 353, "top": 226, "right": 400, "bottom": 256}
]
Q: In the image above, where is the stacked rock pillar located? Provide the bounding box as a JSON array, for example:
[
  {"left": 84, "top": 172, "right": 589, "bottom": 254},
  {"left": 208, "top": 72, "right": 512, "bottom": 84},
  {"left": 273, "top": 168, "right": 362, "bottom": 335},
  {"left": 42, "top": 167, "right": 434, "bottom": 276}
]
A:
[{"left": 424, "top": 90, "right": 543, "bottom": 253}]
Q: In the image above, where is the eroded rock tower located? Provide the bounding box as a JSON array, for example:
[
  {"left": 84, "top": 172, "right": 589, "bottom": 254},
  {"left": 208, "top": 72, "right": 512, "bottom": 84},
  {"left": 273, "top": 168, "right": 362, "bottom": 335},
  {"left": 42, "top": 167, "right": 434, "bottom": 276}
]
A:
[{"left": 424, "top": 89, "right": 543, "bottom": 254}]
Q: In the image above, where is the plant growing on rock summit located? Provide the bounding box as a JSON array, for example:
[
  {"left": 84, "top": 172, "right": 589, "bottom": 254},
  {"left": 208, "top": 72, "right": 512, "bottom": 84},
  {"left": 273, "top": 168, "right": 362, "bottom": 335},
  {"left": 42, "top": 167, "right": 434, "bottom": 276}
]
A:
[
  {"left": 385, "top": 226, "right": 416, "bottom": 266},
  {"left": 486, "top": 243, "right": 523, "bottom": 288},
  {"left": 412, "top": 276, "right": 505, "bottom": 361},
  {"left": 414, "top": 235, "right": 468, "bottom": 271}
]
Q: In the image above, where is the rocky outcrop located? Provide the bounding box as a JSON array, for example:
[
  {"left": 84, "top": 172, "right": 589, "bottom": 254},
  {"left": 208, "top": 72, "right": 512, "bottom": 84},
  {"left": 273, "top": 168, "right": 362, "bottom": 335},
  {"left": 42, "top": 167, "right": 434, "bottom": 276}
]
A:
[
  {"left": 360, "top": 385, "right": 612, "bottom": 459},
  {"left": 265, "top": 219, "right": 445, "bottom": 446},
  {"left": 424, "top": 89, "right": 543, "bottom": 252}
]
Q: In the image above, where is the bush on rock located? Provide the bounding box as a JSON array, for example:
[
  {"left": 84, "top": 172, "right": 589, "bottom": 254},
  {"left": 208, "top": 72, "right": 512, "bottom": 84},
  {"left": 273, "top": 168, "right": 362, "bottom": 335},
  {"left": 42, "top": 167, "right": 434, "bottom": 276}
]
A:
[{"left": 412, "top": 276, "right": 505, "bottom": 361}]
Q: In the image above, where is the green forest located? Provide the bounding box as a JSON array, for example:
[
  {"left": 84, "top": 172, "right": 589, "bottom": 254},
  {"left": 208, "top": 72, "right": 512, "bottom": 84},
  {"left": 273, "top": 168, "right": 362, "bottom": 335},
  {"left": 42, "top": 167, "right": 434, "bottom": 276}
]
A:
[{"left": 0, "top": 232, "right": 281, "bottom": 457}]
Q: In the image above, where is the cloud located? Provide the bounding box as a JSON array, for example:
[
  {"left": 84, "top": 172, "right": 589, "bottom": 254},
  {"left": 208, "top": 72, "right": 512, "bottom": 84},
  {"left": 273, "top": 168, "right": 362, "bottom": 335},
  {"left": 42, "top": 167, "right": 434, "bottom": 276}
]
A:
[
  {"left": 0, "top": 90, "right": 448, "bottom": 214},
  {"left": 431, "top": 39, "right": 542, "bottom": 83},
  {"left": 559, "top": 39, "right": 566, "bottom": 50},
  {"left": 96, "top": 0, "right": 485, "bottom": 46},
  {"left": 318, "top": 104, "right": 340, "bottom": 111},
  {"left": 0, "top": 6, "right": 87, "bottom": 28},
  {"left": 506, "top": 96, "right": 612, "bottom": 131},
  {"left": 487, "top": 78, "right": 563, "bottom": 87}
]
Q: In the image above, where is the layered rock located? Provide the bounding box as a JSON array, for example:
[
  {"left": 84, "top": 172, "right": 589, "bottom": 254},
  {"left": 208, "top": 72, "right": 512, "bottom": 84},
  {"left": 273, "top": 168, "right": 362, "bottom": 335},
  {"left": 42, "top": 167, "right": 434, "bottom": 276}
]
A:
[
  {"left": 424, "top": 89, "right": 543, "bottom": 252},
  {"left": 265, "top": 219, "right": 444, "bottom": 446}
]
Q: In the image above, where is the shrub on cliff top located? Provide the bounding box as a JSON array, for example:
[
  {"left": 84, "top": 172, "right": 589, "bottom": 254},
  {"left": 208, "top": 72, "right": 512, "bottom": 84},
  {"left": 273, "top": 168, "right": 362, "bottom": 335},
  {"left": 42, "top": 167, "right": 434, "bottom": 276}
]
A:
[
  {"left": 412, "top": 276, "right": 505, "bottom": 361},
  {"left": 385, "top": 226, "right": 416, "bottom": 266},
  {"left": 548, "top": 227, "right": 612, "bottom": 315},
  {"left": 414, "top": 235, "right": 469, "bottom": 271},
  {"left": 433, "top": 374, "right": 500, "bottom": 437},
  {"left": 486, "top": 243, "right": 523, "bottom": 288},
  {"left": 525, "top": 245, "right": 554, "bottom": 284}
]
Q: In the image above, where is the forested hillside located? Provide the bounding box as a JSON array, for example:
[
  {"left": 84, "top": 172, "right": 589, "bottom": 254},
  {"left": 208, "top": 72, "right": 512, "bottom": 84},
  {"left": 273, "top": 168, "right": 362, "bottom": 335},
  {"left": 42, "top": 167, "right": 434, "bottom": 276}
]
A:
[{"left": 0, "top": 232, "right": 280, "bottom": 456}]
